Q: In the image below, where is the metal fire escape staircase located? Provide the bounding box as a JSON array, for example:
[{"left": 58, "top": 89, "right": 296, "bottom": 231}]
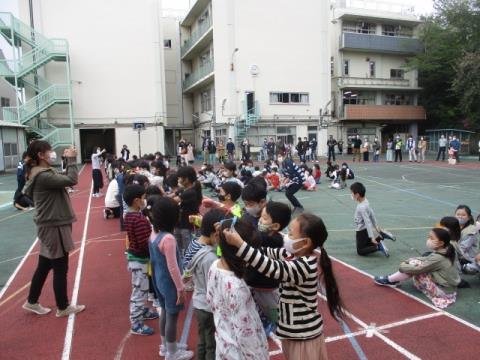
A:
[
  {"left": 0, "top": 12, "right": 73, "bottom": 148},
  {"left": 235, "top": 100, "right": 259, "bottom": 145}
]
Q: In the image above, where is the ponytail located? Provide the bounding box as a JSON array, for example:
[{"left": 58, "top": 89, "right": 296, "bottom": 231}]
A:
[
  {"left": 25, "top": 140, "right": 52, "bottom": 178},
  {"left": 319, "top": 247, "right": 344, "bottom": 319},
  {"left": 444, "top": 244, "right": 456, "bottom": 265}
]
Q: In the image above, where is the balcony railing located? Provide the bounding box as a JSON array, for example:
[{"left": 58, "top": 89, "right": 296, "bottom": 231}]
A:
[
  {"left": 343, "top": 104, "right": 426, "bottom": 120},
  {"left": 341, "top": 32, "right": 423, "bottom": 54},
  {"left": 337, "top": 77, "right": 410, "bottom": 88},
  {"left": 182, "top": 59, "right": 214, "bottom": 91},
  {"left": 181, "top": 17, "right": 212, "bottom": 57}
]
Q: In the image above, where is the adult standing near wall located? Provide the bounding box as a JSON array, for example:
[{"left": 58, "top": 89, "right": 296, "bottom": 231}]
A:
[
  {"left": 450, "top": 136, "right": 461, "bottom": 163},
  {"left": 276, "top": 138, "right": 285, "bottom": 160},
  {"left": 436, "top": 134, "right": 447, "bottom": 161},
  {"left": 226, "top": 137, "right": 235, "bottom": 161},
  {"left": 202, "top": 136, "right": 210, "bottom": 164},
  {"left": 394, "top": 136, "right": 403, "bottom": 162},
  {"left": 120, "top": 145, "right": 130, "bottom": 161},
  {"left": 310, "top": 137, "right": 318, "bottom": 162},
  {"left": 352, "top": 135, "right": 362, "bottom": 162},
  {"left": 418, "top": 136, "right": 427, "bottom": 163},
  {"left": 216, "top": 140, "right": 225, "bottom": 164},
  {"left": 386, "top": 138, "right": 394, "bottom": 162},
  {"left": 241, "top": 138, "right": 251, "bottom": 161},
  {"left": 261, "top": 138, "right": 268, "bottom": 161},
  {"left": 22, "top": 140, "right": 85, "bottom": 317},
  {"left": 92, "top": 146, "right": 106, "bottom": 197},
  {"left": 372, "top": 137, "right": 381, "bottom": 162},
  {"left": 406, "top": 135, "right": 417, "bottom": 162},
  {"left": 327, "top": 135, "right": 337, "bottom": 162},
  {"left": 208, "top": 138, "right": 217, "bottom": 166},
  {"left": 361, "top": 137, "right": 370, "bottom": 162},
  {"left": 267, "top": 137, "right": 276, "bottom": 161}
]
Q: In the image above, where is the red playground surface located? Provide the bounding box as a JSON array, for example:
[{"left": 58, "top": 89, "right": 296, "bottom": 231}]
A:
[{"left": 1, "top": 165, "right": 479, "bottom": 359}]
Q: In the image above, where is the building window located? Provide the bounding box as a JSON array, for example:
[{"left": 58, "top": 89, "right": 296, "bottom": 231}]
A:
[
  {"left": 214, "top": 128, "right": 227, "bottom": 145},
  {"left": 198, "top": 9, "right": 209, "bottom": 25},
  {"left": 369, "top": 61, "right": 376, "bottom": 77},
  {"left": 344, "top": 91, "right": 375, "bottom": 105},
  {"left": 270, "top": 92, "right": 309, "bottom": 104},
  {"left": 390, "top": 69, "right": 405, "bottom": 79},
  {"left": 1, "top": 97, "right": 10, "bottom": 107},
  {"left": 163, "top": 39, "right": 172, "bottom": 48},
  {"left": 199, "top": 50, "right": 212, "bottom": 67},
  {"left": 330, "top": 56, "right": 334, "bottom": 76},
  {"left": 384, "top": 94, "right": 412, "bottom": 105},
  {"left": 3, "top": 142, "right": 18, "bottom": 156},
  {"left": 382, "top": 24, "right": 413, "bottom": 37},
  {"left": 201, "top": 89, "right": 212, "bottom": 112},
  {"left": 343, "top": 60, "right": 350, "bottom": 76},
  {"left": 343, "top": 21, "right": 376, "bottom": 34}
]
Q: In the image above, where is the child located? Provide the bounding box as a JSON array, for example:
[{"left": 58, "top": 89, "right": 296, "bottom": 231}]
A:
[
  {"left": 374, "top": 227, "right": 460, "bottom": 308},
  {"left": 206, "top": 217, "right": 269, "bottom": 359},
  {"left": 329, "top": 166, "right": 346, "bottom": 190},
  {"left": 203, "top": 181, "right": 243, "bottom": 218},
  {"left": 313, "top": 164, "right": 321, "bottom": 184},
  {"left": 463, "top": 214, "right": 480, "bottom": 274},
  {"left": 303, "top": 169, "right": 317, "bottom": 191},
  {"left": 173, "top": 166, "right": 203, "bottom": 256},
  {"left": 219, "top": 161, "right": 244, "bottom": 189},
  {"left": 222, "top": 213, "right": 343, "bottom": 359},
  {"left": 248, "top": 201, "right": 291, "bottom": 333},
  {"left": 103, "top": 162, "right": 122, "bottom": 219},
  {"left": 266, "top": 167, "right": 281, "bottom": 191},
  {"left": 150, "top": 197, "right": 193, "bottom": 359},
  {"left": 350, "top": 182, "right": 395, "bottom": 257},
  {"left": 454, "top": 205, "right": 479, "bottom": 268},
  {"left": 184, "top": 209, "right": 225, "bottom": 360},
  {"left": 123, "top": 184, "right": 159, "bottom": 335},
  {"left": 241, "top": 181, "right": 268, "bottom": 226}
]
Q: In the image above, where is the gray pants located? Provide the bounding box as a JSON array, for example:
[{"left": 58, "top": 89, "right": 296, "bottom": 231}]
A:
[
  {"left": 174, "top": 228, "right": 192, "bottom": 257},
  {"left": 128, "top": 261, "right": 149, "bottom": 326},
  {"left": 252, "top": 288, "right": 280, "bottom": 323},
  {"left": 195, "top": 309, "right": 216, "bottom": 360}
]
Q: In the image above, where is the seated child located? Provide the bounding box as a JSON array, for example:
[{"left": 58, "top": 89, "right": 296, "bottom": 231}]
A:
[
  {"left": 150, "top": 197, "right": 193, "bottom": 359},
  {"left": 303, "top": 169, "right": 317, "bottom": 191},
  {"left": 313, "top": 164, "right": 321, "bottom": 184},
  {"left": 374, "top": 227, "right": 460, "bottom": 309},
  {"left": 104, "top": 169, "right": 121, "bottom": 219},
  {"left": 184, "top": 209, "right": 225, "bottom": 359},
  {"left": 266, "top": 167, "right": 281, "bottom": 191},
  {"left": 206, "top": 217, "right": 268, "bottom": 359},
  {"left": 329, "top": 167, "right": 346, "bottom": 190}
]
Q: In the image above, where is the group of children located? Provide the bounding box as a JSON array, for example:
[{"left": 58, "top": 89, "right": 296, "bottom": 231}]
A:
[{"left": 350, "top": 182, "right": 480, "bottom": 309}]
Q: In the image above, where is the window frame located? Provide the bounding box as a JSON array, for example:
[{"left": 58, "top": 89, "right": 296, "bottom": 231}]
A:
[{"left": 269, "top": 92, "right": 309, "bottom": 105}]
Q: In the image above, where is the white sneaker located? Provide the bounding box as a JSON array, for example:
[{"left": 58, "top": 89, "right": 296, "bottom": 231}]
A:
[
  {"left": 92, "top": 193, "right": 98, "bottom": 198},
  {"left": 159, "top": 344, "right": 188, "bottom": 357},
  {"left": 56, "top": 304, "right": 86, "bottom": 317},
  {"left": 166, "top": 349, "right": 194, "bottom": 360},
  {"left": 22, "top": 301, "right": 51, "bottom": 315}
]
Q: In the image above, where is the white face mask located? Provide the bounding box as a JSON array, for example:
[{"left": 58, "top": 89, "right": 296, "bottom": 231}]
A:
[
  {"left": 475, "top": 221, "right": 480, "bottom": 232},
  {"left": 456, "top": 216, "right": 468, "bottom": 226},
  {"left": 140, "top": 199, "right": 147, "bottom": 210},
  {"left": 284, "top": 235, "right": 306, "bottom": 254},
  {"left": 426, "top": 238, "right": 437, "bottom": 251},
  {"left": 351, "top": 194, "right": 356, "bottom": 201},
  {"left": 245, "top": 205, "right": 262, "bottom": 217},
  {"left": 49, "top": 151, "right": 57, "bottom": 163},
  {"left": 257, "top": 220, "right": 271, "bottom": 233}
]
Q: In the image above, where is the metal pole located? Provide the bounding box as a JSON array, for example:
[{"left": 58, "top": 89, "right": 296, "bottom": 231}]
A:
[
  {"left": 10, "top": 14, "right": 20, "bottom": 125},
  {"left": 66, "top": 43, "right": 74, "bottom": 146},
  {"left": 138, "top": 128, "right": 142, "bottom": 157}
]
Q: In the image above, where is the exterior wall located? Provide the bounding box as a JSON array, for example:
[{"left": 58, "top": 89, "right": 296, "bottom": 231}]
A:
[
  {"left": 0, "top": 125, "right": 26, "bottom": 171},
  {"left": 18, "top": 0, "right": 167, "bottom": 154}
]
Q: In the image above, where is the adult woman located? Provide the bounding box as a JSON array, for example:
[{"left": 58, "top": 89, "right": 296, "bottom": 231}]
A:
[
  {"left": 216, "top": 140, "right": 225, "bottom": 163},
  {"left": 361, "top": 137, "right": 370, "bottom": 162},
  {"left": 22, "top": 140, "right": 85, "bottom": 317},
  {"left": 386, "top": 138, "right": 394, "bottom": 162},
  {"left": 418, "top": 136, "right": 427, "bottom": 163},
  {"left": 187, "top": 142, "right": 195, "bottom": 164},
  {"left": 91, "top": 146, "right": 106, "bottom": 197},
  {"left": 241, "top": 139, "right": 251, "bottom": 161},
  {"left": 454, "top": 205, "right": 479, "bottom": 267}
]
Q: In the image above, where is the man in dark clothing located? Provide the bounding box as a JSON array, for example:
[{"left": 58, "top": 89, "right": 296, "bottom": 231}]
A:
[
  {"left": 352, "top": 135, "right": 362, "bottom": 162},
  {"left": 226, "top": 138, "right": 235, "bottom": 161},
  {"left": 267, "top": 137, "right": 276, "bottom": 161},
  {"left": 310, "top": 138, "right": 318, "bottom": 162},
  {"left": 120, "top": 145, "right": 130, "bottom": 161},
  {"left": 327, "top": 135, "right": 337, "bottom": 162}
]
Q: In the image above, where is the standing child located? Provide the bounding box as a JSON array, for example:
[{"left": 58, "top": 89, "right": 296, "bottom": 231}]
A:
[
  {"left": 374, "top": 227, "right": 460, "bottom": 308},
  {"left": 124, "top": 184, "right": 159, "bottom": 335},
  {"left": 350, "top": 182, "right": 396, "bottom": 257},
  {"left": 206, "top": 217, "right": 268, "bottom": 359},
  {"left": 223, "top": 213, "right": 343, "bottom": 359},
  {"left": 184, "top": 209, "right": 225, "bottom": 360},
  {"left": 150, "top": 197, "right": 193, "bottom": 360}
]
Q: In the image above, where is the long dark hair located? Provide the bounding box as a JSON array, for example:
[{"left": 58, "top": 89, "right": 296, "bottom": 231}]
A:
[
  {"left": 455, "top": 205, "right": 474, "bottom": 227},
  {"left": 176, "top": 166, "right": 202, "bottom": 204},
  {"left": 218, "top": 217, "right": 261, "bottom": 278},
  {"left": 432, "top": 227, "right": 455, "bottom": 265},
  {"left": 25, "top": 140, "right": 52, "bottom": 178},
  {"left": 439, "top": 216, "right": 461, "bottom": 241},
  {"left": 296, "top": 213, "right": 344, "bottom": 319}
]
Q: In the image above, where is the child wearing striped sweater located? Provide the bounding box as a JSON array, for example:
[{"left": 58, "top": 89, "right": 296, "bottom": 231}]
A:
[{"left": 223, "top": 213, "right": 343, "bottom": 360}]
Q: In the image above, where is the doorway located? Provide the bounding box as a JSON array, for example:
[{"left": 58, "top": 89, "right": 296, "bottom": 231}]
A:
[
  {"left": 246, "top": 91, "right": 255, "bottom": 114},
  {"left": 79, "top": 128, "right": 115, "bottom": 162}
]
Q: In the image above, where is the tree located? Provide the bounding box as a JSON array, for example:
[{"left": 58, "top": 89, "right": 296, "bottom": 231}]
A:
[{"left": 409, "top": 0, "right": 480, "bottom": 129}]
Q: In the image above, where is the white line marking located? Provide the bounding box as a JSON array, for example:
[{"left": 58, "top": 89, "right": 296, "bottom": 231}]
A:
[
  {"left": 330, "top": 255, "right": 480, "bottom": 333},
  {"left": 0, "top": 237, "right": 38, "bottom": 299},
  {"left": 329, "top": 226, "right": 431, "bottom": 233},
  {"left": 61, "top": 179, "right": 93, "bottom": 360},
  {"left": 0, "top": 255, "right": 25, "bottom": 265},
  {"left": 113, "top": 331, "right": 131, "bottom": 360}
]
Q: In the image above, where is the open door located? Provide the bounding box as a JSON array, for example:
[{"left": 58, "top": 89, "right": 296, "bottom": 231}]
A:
[{"left": 246, "top": 91, "right": 255, "bottom": 114}]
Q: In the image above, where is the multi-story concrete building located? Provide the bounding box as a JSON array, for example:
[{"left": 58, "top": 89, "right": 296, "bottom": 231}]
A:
[
  {"left": 330, "top": 0, "right": 425, "bottom": 145},
  {"left": 180, "top": 0, "right": 331, "bottom": 155}
]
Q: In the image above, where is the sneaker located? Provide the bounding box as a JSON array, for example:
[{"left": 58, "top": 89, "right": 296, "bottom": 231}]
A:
[
  {"left": 380, "top": 230, "right": 396, "bottom": 241},
  {"left": 159, "top": 343, "right": 188, "bottom": 357},
  {"left": 130, "top": 323, "right": 154, "bottom": 336},
  {"left": 22, "top": 301, "right": 51, "bottom": 315},
  {"left": 143, "top": 308, "right": 159, "bottom": 320},
  {"left": 374, "top": 276, "right": 399, "bottom": 288},
  {"left": 378, "top": 240, "right": 390, "bottom": 257},
  {"left": 97, "top": 192, "right": 104, "bottom": 197},
  {"left": 103, "top": 208, "right": 109, "bottom": 219},
  {"left": 166, "top": 349, "right": 194, "bottom": 360},
  {"left": 92, "top": 193, "right": 99, "bottom": 198},
  {"left": 462, "top": 264, "right": 479, "bottom": 275},
  {"left": 56, "top": 304, "right": 86, "bottom": 317}
]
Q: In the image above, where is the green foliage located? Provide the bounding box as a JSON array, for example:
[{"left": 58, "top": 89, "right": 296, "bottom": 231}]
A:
[{"left": 409, "top": 0, "right": 480, "bottom": 129}]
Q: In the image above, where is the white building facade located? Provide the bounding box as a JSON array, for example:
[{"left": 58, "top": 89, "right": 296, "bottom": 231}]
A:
[
  {"left": 180, "top": 0, "right": 331, "bottom": 156},
  {"left": 330, "top": 0, "right": 426, "bottom": 146},
  {"left": 15, "top": 0, "right": 168, "bottom": 161}
]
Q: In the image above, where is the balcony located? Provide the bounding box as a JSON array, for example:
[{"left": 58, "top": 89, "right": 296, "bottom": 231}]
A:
[
  {"left": 182, "top": 59, "right": 214, "bottom": 93},
  {"left": 341, "top": 32, "right": 423, "bottom": 54},
  {"left": 336, "top": 77, "right": 411, "bottom": 89},
  {"left": 181, "top": 16, "right": 213, "bottom": 60},
  {"left": 343, "top": 105, "right": 426, "bottom": 121}
]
